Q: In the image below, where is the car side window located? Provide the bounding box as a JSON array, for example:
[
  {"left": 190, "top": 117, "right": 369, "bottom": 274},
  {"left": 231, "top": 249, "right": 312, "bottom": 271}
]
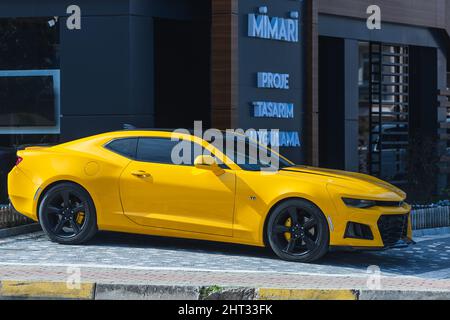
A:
[
  {"left": 105, "top": 138, "right": 138, "bottom": 159},
  {"left": 136, "top": 138, "right": 179, "bottom": 164},
  {"left": 136, "top": 137, "right": 228, "bottom": 168}
]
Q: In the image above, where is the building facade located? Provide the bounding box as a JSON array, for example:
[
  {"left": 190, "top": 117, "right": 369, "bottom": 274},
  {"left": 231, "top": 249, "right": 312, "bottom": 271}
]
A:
[{"left": 0, "top": 0, "right": 449, "bottom": 202}]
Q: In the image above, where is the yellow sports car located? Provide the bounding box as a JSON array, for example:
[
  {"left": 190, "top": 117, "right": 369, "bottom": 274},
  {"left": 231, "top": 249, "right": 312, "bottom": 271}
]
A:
[{"left": 8, "top": 130, "right": 413, "bottom": 262}]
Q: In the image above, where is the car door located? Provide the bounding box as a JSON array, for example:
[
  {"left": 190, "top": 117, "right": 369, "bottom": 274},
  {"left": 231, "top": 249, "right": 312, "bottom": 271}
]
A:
[{"left": 119, "top": 137, "right": 235, "bottom": 237}]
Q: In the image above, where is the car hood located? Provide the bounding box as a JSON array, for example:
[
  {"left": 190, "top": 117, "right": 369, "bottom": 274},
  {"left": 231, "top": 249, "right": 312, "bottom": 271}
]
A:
[{"left": 280, "top": 166, "right": 406, "bottom": 200}]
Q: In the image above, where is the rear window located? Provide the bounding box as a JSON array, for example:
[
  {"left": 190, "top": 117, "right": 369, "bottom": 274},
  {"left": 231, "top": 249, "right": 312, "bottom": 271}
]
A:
[{"left": 105, "top": 138, "right": 138, "bottom": 159}]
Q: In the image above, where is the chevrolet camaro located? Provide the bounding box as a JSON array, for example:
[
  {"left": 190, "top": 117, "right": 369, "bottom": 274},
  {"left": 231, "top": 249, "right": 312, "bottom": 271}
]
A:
[{"left": 8, "top": 130, "right": 413, "bottom": 262}]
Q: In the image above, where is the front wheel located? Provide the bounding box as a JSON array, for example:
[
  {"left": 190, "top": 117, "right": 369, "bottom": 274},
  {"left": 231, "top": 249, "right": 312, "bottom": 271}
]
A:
[
  {"left": 267, "top": 199, "right": 329, "bottom": 263},
  {"left": 39, "top": 182, "right": 97, "bottom": 245}
]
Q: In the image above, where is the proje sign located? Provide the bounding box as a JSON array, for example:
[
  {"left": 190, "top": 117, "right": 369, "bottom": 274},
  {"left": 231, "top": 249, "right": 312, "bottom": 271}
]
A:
[
  {"left": 257, "top": 72, "right": 290, "bottom": 90},
  {"left": 248, "top": 7, "right": 299, "bottom": 43}
]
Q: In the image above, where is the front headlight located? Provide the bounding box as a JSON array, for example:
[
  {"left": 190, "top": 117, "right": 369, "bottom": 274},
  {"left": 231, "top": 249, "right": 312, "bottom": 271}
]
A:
[{"left": 342, "top": 198, "right": 376, "bottom": 209}]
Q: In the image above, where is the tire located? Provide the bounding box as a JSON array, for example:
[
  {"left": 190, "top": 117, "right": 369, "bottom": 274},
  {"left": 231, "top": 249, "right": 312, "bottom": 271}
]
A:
[
  {"left": 39, "top": 182, "right": 97, "bottom": 245},
  {"left": 266, "top": 199, "right": 329, "bottom": 263}
]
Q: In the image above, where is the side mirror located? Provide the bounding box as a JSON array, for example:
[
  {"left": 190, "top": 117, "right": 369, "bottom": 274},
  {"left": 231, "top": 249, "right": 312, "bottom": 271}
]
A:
[{"left": 194, "top": 155, "right": 225, "bottom": 176}]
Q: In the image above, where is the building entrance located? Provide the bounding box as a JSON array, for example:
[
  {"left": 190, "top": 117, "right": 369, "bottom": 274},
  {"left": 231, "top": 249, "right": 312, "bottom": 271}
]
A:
[{"left": 154, "top": 18, "right": 211, "bottom": 130}]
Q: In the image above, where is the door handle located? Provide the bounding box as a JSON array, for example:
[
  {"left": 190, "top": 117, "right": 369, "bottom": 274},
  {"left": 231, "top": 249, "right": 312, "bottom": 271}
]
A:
[{"left": 131, "top": 170, "right": 151, "bottom": 178}]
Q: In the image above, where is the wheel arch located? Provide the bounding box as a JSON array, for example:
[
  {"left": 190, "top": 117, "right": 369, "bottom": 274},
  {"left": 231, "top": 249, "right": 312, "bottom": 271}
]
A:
[
  {"left": 262, "top": 196, "right": 330, "bottom": 247},
  {"left": 36, "top": 180, "right": 96, "bottom": 221}
]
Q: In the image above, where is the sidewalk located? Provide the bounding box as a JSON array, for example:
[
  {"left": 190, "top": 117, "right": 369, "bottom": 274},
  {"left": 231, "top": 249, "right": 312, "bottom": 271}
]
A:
[{"left": 1, "top": 264, "right": 450, "bottom": 300}]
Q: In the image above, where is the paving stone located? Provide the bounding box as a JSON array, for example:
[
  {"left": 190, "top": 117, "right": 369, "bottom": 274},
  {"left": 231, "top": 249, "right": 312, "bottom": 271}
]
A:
[{"left": 0, "top": 231, "right": 450, "bottom": 292}]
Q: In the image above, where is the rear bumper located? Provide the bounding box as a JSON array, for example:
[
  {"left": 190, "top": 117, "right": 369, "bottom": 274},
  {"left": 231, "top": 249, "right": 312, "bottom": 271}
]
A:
[{"left": 7, "top": 166, "right": 39, "bottom": 221}]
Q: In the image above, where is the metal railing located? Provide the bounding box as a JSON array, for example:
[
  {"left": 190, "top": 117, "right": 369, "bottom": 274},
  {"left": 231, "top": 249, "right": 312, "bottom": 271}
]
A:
[{"left": 411, "top": 205, "right": 450, "bottom": 230}]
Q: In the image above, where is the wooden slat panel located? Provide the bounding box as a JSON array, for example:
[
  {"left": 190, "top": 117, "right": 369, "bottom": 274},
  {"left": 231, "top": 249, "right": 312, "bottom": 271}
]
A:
[
  {"left": 305, "top": 0, "right": 319, "bottom": 166},
  {"left": 211, "top": 0, "right": 238, "bottom": 129},
  {"left": 212, "top": 0, "right": 238, "bottom": 15}
]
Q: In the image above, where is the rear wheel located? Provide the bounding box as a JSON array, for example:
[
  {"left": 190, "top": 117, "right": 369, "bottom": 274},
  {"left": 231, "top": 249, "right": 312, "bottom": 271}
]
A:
[
  {"left": 39, "top": 182, "right": 97, "bottom": 244},
  {"left": 267, "top": 199, "right": 329, "bottom": 263}
]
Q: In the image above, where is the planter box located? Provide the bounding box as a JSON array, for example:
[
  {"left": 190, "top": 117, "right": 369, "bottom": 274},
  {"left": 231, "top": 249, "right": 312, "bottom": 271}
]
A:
[{"left": 0, "top": 205, "right": 33, "bottom": 229}]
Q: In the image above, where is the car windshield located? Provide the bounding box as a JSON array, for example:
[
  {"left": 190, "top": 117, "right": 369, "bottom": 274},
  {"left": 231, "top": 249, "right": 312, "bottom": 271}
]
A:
[{"left": 212, "top": 134, "right": 296, "bottom": 171}]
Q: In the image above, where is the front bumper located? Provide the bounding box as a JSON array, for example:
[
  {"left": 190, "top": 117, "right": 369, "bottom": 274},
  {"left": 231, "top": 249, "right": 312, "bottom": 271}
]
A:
[
  {"left": 330, "top": 211, "right": 414, "bottom": 250},
  {"left": 326, "top": 186, "right": 413, "bottom": 249},
  {"left": 330, "top": 237, "right": 416, "bottom": 252}
]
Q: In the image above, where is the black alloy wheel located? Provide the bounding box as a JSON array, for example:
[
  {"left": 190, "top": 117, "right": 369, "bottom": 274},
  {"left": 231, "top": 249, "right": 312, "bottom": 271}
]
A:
[
  {"left": 39, "top": 182, "right": 97, "bottom": 244},
  {"left": 267, "top": 199, "right": 329, "bottom": 262}
]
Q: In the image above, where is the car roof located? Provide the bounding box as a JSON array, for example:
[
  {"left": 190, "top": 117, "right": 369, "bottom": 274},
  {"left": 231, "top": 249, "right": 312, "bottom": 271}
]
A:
[{"left": 121, "top": 128, "right": 194, "bottom": 133}]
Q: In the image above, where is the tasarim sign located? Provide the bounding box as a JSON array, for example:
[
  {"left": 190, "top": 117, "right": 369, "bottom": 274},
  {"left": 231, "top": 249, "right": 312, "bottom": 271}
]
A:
[
  {"left": 253, "top": 101, "right": 294, "bottom": 119},
  {"left": 248, "top": 7, "right": 299, "bottom": 43}
]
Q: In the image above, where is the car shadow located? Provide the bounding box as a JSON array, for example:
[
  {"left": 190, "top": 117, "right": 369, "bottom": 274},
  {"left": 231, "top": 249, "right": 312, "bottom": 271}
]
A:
[
  {"left": 86, "top": 231, "right": 450, "bottom": 278},
  {"left": 89, "top": 231, "right": 275, "bottom": 259}
]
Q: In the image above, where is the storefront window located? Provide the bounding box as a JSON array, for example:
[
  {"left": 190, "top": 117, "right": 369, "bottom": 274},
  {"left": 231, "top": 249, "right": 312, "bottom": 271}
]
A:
[
  {"left": 358, "top": 42, "right": 410, "bottom": 184},
  {"left": 0, "top": 18, "right": 59, "bottom": 70},
  {"left": 0, "top": 17, "right": 60, "bottom": 144}
]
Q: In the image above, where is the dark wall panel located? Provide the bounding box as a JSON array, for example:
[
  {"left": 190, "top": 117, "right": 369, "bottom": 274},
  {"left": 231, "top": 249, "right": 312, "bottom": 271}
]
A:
[
  {"left": 60, "top": 16, "right": 131, "bottom": 117},
  {"left": 319, "top": 14, "right": 444, "bottom": 48},
  {"left": 130, "top": 16, "right": 154, "bottom": 123},
  {"left": 153, "top": 18, "right": 211, "bottom": 129},
  {"left": 408, "top": 45, "right": 439, "bottom": 197},
  {"left": 237, "top": 0, "right": 305, "bottom": 163},
  {"left": 409, "top": 46, "right": 438, "bottom": 139},
  {"left": 0, "top": 0, "right": 130, "bottom": 18},
  {"left": 319, "top": 36, "right": 345, "bottom": 169},
  {"left": 131, "top": 0, "right": 211, "bottom": 20},
  {"left": 318, "top": 0, "right": 448, "bottom": 35}
]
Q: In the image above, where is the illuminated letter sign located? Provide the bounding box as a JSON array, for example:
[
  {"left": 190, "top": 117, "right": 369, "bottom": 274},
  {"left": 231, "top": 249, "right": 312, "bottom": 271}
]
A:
[
  {"left": 247, "top": 130, "right": 301, "bottom": 148},
  {"left": 257, "top": 72, "right": 290, "bottom": 90},
  {"left": 248, "top": 10, "right": 299, "bottom": 42},
  {"left": 253, "top": 102, "right": 294, "bottom": 119}
]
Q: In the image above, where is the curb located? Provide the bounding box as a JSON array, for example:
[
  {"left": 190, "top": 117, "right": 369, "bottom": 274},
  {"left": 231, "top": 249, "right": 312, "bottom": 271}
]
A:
[
  {"left": 257, "top": 288, "right": 358, "bottom": 300},
  {"left": 0, "top": 280, "right": 94, "bottom": 300},
  {"left": 0, "top": 223, "right": 41, "bottom": 239},
  {"left": 1, "top": 281, "right": 450, "bottom": 300}
]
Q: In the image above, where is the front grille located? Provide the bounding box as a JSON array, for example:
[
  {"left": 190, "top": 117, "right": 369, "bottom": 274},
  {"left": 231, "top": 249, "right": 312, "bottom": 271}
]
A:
[{"left": 377, "top": 214, "right": 408, "bottom": 247}]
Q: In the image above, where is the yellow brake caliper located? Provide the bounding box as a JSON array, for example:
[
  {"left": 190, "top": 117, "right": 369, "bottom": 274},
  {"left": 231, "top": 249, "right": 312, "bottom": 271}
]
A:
[
  {"left": 76, "top": 212, "right": 85, "bottom": 225},
  {"left": 284, "top": 218, "right": 292, "bottom": 241}
]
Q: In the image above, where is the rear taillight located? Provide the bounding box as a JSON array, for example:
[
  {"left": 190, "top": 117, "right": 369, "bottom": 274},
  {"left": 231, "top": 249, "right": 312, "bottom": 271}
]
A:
[{"left": 15, "top": 157, "right": 23, "bottom": 166}]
